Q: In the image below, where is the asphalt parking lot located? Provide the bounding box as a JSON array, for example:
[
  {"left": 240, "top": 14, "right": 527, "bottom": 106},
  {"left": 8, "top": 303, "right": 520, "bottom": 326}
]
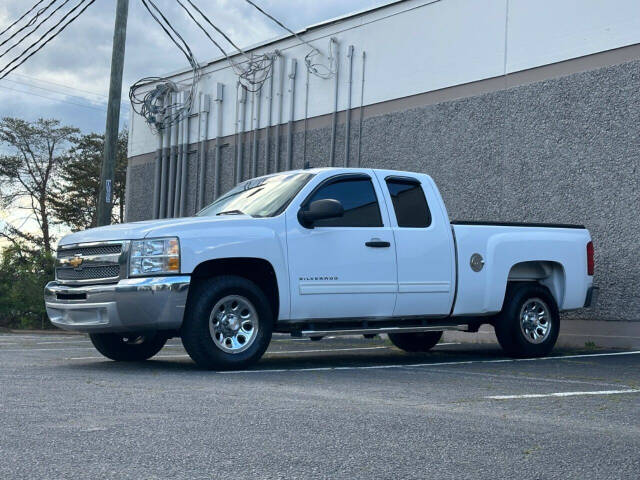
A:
[{"left": 1, "top": 333, "right": 639, "bottom": 479}]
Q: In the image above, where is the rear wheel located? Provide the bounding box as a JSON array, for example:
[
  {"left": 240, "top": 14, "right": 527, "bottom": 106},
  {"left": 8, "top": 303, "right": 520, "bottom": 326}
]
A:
[
  {"left": 181, "top": 275, "right": 273, "bottom": 370},
  {"left": 495, "top": 283, "right": 560, "bottom": 358},
  {"left": 89, "top": 332, "right": 167, "bottom": 361},
  {"left": 388, "top": 331, "right": 443, "bottom": 352}
]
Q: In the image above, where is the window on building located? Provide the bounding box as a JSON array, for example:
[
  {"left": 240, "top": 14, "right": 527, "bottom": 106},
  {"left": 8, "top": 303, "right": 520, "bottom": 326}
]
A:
[
  {"left": 386, "top": 178, "right": 431, "bottom": 228},
  {"left": 306, "top": 176, "right": 383, "bottom": 227}
]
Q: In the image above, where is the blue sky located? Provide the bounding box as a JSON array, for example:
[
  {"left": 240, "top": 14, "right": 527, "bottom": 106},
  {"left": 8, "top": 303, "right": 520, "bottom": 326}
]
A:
[{"left": 0, "top": 0, "right": 394, "bottom": 134}]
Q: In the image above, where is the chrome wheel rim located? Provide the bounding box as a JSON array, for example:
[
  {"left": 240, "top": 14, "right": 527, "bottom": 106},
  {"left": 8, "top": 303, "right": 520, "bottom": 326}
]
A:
[
  {"left": 209, "top": 295, "right": 259, "bottom": 354},
  {"left": 519, "top": 298, "right": 551, "bottom": 344}
]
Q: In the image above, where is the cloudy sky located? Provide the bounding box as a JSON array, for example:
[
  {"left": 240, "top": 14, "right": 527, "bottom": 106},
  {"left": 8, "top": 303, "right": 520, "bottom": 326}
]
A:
[{"left": 0, "top": 0, "right": 393, "bottom": 133}]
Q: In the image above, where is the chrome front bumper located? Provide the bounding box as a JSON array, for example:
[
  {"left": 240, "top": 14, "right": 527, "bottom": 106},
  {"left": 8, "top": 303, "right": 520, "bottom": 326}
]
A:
[{"left": 44, "top": 276, "right": 190, "bottom": 333}]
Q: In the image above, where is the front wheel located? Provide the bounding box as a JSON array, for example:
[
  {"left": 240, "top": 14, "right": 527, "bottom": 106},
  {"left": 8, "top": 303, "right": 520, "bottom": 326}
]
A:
[
  {"left": 494, "top": 283, "right": 560, "bottom": 358},
  {"left": 89, "top": 332, "right": 167, "bottom": 361},
  {"left": 181, "top": 276, "right": 273, "bottom": 370}
]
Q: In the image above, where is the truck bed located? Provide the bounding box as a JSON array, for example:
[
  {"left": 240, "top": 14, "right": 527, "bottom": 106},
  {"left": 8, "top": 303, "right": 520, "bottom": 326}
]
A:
[{"left": 450, "top": 221, "right": 592, "bottom": 317}]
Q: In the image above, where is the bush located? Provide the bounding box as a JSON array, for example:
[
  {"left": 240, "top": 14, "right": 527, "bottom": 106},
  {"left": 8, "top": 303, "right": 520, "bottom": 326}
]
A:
[{"left": 0, "top": 245, "right": 54, "bottom": 330}]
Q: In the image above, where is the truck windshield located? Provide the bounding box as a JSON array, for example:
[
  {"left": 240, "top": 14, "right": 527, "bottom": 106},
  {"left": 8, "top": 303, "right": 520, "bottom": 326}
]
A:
[{"left": 197, "top": 172, "right": 314, "bottom": 218}]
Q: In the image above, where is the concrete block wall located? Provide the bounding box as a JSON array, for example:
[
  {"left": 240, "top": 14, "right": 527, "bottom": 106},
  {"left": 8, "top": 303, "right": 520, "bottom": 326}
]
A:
[{"left": 126, "top": 58, "right": 640, "bottom": 322}]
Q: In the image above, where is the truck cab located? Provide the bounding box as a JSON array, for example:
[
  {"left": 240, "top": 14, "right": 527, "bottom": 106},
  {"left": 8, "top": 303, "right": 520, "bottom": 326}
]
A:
[{"left": 45, "top": 168, "right": 597, "bottom": 369}]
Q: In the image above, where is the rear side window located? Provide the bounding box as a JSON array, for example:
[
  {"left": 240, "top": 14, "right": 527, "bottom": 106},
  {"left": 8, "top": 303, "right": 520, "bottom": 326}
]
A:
[
  {"left": 386, "top": 178, "right": 431, "bottom": 228},
  {"left": 306, "top": 176, "right": 383, "bottom": 227}
]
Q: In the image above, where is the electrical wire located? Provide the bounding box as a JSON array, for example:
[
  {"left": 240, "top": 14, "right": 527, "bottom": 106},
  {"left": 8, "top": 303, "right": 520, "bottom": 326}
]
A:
[
  {"left": 243, "top": 0, "right": 335, "bottom": 79},
  {"left": 0, "top": 0, "right": 97, "bottom": 80},
  {"left": 0, "top": 83, "right": 108, "bottom": 112},
  {"left": 0, "top": 0, "right": 47, "bottom": 37},
  {"left": 177, "top": 0, "right": 274, "bottom": 92},
  {"left": 131, "top": 0, "right": 201, "bottom": 132},
  {"left": 0, "top": 0, "right": 61, "bottom": 51}
]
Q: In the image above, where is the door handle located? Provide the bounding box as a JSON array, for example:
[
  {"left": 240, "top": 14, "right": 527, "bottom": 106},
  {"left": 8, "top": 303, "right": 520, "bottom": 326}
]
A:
[{"left": 365, "top": 240, "right": 391, "bottom": 248}]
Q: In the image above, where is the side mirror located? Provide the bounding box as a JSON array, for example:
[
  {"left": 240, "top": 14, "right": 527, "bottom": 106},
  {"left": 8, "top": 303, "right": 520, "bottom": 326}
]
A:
[{"left": 298, "top": 199, "right": 344, "bottom": 228}]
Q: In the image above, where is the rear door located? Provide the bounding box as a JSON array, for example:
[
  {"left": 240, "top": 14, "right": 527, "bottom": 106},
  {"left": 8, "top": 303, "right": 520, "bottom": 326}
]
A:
[
  {"left": 285, "top": 172, "right": 397, "bottom": 320},
  {"left": 375, "top": 173, "right": 455, "bottom": 317}
]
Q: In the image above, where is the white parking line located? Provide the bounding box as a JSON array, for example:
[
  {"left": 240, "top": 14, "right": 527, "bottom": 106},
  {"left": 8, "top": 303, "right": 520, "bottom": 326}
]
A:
[
  {"left": 216, "top": 350, "right": 640, "bottom": 374},
  {"left": 486, "top": 389, "right": 640, "bottom": 400},
  {"left": 36, "top": 340, "right": 92, "bottom": 345},
  {"left": 268, "top": 346, "right": 389, "bottom": 355}
]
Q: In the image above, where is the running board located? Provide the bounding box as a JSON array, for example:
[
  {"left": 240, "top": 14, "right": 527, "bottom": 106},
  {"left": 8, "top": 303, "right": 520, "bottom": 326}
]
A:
[{"left": 299, "top": 324, "right": 469, "bottom": 338}]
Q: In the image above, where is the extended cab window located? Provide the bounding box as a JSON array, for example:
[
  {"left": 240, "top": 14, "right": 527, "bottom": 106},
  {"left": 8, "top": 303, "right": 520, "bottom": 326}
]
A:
[
  {"left": 306, "top": 176, "right": 383, "bottom": 227},
  {"left": 386, "top": 178, "right": 431, "bottom": 228}
]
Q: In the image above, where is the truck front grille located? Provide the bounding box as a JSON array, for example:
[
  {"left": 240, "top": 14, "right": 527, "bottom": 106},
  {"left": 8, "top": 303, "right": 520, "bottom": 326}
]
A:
[
  {"left": 57, "top": 244, "right": 122, "bottom": 258},
  {"left": 55, "top": 241, "right": 127, "bottom": 285},
  {"left": 56, "top": 265, "right": 121, "bottom": 281}
]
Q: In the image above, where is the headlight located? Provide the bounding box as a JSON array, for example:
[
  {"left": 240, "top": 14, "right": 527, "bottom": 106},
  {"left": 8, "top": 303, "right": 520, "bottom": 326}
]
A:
[{"left": 129, "top": 237, "right": 180, "bottom": 277}]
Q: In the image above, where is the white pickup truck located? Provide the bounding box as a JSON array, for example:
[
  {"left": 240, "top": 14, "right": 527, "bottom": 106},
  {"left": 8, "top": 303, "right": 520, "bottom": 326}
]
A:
[{"left": 45, "top": 168, "right": 598, "bottom": 369}]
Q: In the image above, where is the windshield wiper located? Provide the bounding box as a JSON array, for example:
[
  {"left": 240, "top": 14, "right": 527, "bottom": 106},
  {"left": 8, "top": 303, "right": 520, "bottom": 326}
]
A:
[{"left": 216, "top": 209, "right": 246, "bottom": 216}]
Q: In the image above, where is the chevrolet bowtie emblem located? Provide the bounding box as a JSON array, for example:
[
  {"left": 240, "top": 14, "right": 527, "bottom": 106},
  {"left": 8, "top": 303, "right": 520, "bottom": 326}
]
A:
[{"left": 68, "top": 255, "right": 83, "bottom": 269}]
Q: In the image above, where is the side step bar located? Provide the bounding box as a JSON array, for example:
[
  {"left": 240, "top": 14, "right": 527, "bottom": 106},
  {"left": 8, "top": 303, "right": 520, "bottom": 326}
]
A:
[{"left": 298, "top": 324, "right": 469, "bottom": 338}]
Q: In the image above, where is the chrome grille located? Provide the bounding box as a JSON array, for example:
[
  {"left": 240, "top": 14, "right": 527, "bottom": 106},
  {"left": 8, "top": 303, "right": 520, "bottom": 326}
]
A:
[
  {"left": 55, "top": 241, "right": 127, "bottom": 285},
  {"left": 57, "top": 244, "right": 121, "bottom": 258},
  {"left": 56, "top": 265, "right": 120, "bottom": 281}
]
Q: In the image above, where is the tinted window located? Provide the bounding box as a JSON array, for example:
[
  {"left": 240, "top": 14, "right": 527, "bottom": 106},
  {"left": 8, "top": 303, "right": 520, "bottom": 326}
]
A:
[
  {"left": 386, "top": 179, "right": 431, "bottom": 228},
  {"left": 306, "top": 176, "right": 382, "bottom": 227}
]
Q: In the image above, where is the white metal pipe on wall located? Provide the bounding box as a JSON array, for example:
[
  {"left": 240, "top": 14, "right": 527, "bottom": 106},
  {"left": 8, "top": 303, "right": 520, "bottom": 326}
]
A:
[
  {"left": 196, "top": 93, "right": 210, "bottom": 210},
  {"left": 178, "top": 96, "right": 190, "bottom": 217},
  {"left": 286, "top": 58, "right": 297, "bottom": 171},
  {"left": 213, "top": 83, "right": 224, "bottom": 199},
  {"left": 274, "top": 53, "right": 285, "bottom": 172}
]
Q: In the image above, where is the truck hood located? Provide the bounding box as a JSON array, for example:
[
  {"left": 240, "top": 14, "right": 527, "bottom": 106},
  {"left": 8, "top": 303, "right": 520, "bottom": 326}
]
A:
[{"left": 58, "top": 215, "right": 252, "bottom": 246}]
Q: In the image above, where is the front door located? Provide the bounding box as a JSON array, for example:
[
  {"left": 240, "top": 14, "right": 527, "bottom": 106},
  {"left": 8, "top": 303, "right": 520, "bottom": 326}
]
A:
[{"left": 286, "top": 173, "right": 397, "bottom": 320}]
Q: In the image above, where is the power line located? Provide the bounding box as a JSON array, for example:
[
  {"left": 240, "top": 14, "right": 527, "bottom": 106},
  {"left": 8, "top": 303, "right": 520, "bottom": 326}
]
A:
[
  {"left": 243, "top": 0, "right": 335, "bottom": 79},
  {"left": 9, "top": 72, "right": 108, "bottom": 99},
  {"left": 0, "top": 0, "right": 98, "bottom": 80},
  {"left": 0, "top": 0, "right": 66, "bottom": 53},
  {"left": 131, "top": 0, "right": 200, "bottom": 131},
  {"left": 178, "top": 0, "right": 273, "bottom": 92},
  {"left": 0, "top": 83, "right": 108, "bottom": 111},
  {"left": 0, "top": 0, "right": 47, "bottom": 37},
  {"left": 0, "top": 77, "right": 128, "bottom": 106}
]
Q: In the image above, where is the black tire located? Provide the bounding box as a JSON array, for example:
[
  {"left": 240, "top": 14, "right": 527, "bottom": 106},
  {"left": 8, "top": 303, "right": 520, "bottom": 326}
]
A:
[
  {"left": 388, "top": 331, "right": 443, "bottom": 352},
  {"left": 181, "top": 275, "right": 273, "bottom": 370},
  {"left": 89, "top": 332, "right": 167, "bottom": 361},
  {"left": 494, "top": 283, "right": 560, "bottom": 358}
]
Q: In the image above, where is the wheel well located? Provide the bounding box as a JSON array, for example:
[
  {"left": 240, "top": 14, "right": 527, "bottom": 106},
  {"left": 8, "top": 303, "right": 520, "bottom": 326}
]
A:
[
  {"left": 507, "top": 261, "right": 565, "bottom": 308},
  {"left": 190, "top": 258, "right": 279, "bottom": 321}
]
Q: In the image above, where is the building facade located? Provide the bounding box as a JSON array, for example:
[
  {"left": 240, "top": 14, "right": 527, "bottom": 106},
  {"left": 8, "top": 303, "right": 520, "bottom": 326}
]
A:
[{"left": 126, "top": 0, "right": 640, "bottom": 322}]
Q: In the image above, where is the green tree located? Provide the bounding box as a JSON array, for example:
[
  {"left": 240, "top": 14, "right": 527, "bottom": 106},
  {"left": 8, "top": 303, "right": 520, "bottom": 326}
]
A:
[
  {"left": 51, "top": 130, "right": 128, "bottom": 230},
  {"left": 0, "top": 242, "right": 54, "bottom": 329},
  {"left": 0, "top": 117, "right": 79, "bottom": 254}
]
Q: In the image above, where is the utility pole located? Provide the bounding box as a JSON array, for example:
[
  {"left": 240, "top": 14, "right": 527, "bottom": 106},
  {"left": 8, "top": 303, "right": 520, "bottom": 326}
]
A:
[{"left": 97, "top": 0, "right": 129, "bottom": 226}]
